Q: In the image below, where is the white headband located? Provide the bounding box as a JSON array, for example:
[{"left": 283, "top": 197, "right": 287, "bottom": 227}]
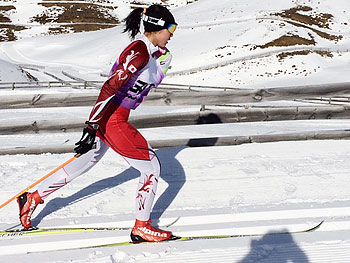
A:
[{"left": 142, "top": 14, "right": 165, "bottom": 26}]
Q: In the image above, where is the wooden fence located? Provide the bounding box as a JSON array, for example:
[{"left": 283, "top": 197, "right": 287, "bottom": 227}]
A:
[
  {"left": 0, "top": 105, "right": 349, "bottom": 135},
  {"left": 0, "top": 80, "right": 103, "bottom": 90},
  {"left": 1, "top": 81, "right": 350, "bottom": 154},
  {"left": 1, "top": 129, "right": 350, "bottom": 155},
  {"left": 1, "top": 82, "right": 350, "bottom": 109}
]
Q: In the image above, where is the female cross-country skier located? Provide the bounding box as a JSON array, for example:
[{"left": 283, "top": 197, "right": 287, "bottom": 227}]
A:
[{"left": 17, "top": 4, "right": 177, "bottom": 242}]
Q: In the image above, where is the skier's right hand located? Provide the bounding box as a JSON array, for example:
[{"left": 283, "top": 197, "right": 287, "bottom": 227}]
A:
[{"left": 74, "top": 122, "right": 99, "bottom": 155}]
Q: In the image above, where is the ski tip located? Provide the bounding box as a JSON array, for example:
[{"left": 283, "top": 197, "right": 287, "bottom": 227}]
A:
[
  {"left": 165, "top": 216, "right": 181, "bottom": 228},
  {"left": 307, "top": 220, "right": 324, "bottom": 232},
  {"left": 316, "top": 220, "right": 324, "bottom": 228}
]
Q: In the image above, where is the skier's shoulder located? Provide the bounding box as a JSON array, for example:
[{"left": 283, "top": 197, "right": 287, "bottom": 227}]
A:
[{"left": 119, "top": 39, "right": 150, "bottom": 70}]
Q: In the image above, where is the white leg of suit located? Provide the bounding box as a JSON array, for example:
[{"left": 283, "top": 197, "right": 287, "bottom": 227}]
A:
[
  {"left": 37, "top": 139, "right": 160, "bottom": 222},
  {"left": 37, "top": 137, "right": 109, "bottom": 198},
  {"left": 123, "top": 146, "right": 161, "bottom": 221}
]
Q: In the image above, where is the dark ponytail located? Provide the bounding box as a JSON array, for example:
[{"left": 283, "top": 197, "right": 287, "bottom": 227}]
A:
[{"left": 123, "top": 8, "right": 143, "bottom": 39}]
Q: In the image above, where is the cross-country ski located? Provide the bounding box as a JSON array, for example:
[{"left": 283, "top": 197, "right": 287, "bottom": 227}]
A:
[
  {"left": 34, "top": 221, "right": 325, "bottom": 252},
  {"left": 0, "top": 221, "right": 324, "bottom": 255}
]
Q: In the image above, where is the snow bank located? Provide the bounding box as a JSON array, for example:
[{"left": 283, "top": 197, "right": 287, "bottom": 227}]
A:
[{"left": 0, "top": 59, "right": 30, "bottom": 82}]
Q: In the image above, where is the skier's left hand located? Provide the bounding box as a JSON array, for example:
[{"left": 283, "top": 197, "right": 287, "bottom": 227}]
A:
[{"left": 74, "top": 122, "right": 99, "bottom": 155}]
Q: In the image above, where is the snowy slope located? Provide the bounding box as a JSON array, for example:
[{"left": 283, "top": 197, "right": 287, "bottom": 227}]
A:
[
  {"left": 1, "top": 140, "right": 350, "bottom": 262},
  {"left": 1, "top": 0, "right": 350, "bottom": 262},
  {"left": 0, "top": 59, "right": 30, "bottom": 82},
  {"left": 1, "top": 0, "right": 349, "bottom": 86}
]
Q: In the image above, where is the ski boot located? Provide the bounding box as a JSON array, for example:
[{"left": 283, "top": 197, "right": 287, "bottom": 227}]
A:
[
  {"left": 130, "top": 219, "right": 176, "bottom": 242},
  {"left": 17, "top": 191, "right": 44, "bottom": 230}
]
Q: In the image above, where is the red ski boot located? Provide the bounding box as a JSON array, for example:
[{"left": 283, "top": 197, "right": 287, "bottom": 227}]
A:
[
  {"left": 17, "top": 191, "right": 44, "bottom": 230},
  {"left": 130, "top": 219, "right": 175, "bottom": 242}
]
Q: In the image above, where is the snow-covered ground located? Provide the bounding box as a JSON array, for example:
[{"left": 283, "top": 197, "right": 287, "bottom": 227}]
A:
[
  {"left": 1, "top": 0, "right": 350, "bottom": 262},
  {"left": 0, "top": 59, "right": 29, "bottom": 82},
  {"left": 1, "top": 139, "right": 350, "bottom": 263}
]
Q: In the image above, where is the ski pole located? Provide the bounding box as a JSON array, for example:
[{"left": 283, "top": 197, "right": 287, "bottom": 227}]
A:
[{"left": 0, "top": 154, "right": 80, "bottom": 210}]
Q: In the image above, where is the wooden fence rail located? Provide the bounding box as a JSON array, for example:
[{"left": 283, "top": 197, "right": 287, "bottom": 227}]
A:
[
  {"left": 1, "top": 129, "right": 350, "bottom": 155},
  {"left": 0, "top": 106, "right": 349, "bottom": 135},
  {"left": 1, "top": 82, "right": 350, "bottom": 155},
  {"left": 1, "top": 82, "right": 350, "bottom": 109},
  {"left": 0, "top": 81, "right": 240, "bottom": 91},
  {"left": 0, "top": 81, "right": 104, "bottom": 90}
]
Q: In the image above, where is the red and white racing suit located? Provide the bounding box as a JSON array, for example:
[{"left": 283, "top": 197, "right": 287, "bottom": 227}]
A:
[{"left": 37, "top": 35, "right": 170, "bottom": 221}]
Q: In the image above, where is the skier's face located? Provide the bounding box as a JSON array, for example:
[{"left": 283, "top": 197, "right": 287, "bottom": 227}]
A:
[{"left": 155, "top": 29, "right": 172, "bottom": 48}]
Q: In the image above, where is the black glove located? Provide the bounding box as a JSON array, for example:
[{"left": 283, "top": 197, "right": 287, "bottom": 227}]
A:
[{"left": 74, "top": 121, "right": 99, "bottom": 155}]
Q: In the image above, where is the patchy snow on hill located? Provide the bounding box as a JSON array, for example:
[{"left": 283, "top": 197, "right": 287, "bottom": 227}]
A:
[{"left": 1, "top": 0, "right": 349, "bottom": 87}]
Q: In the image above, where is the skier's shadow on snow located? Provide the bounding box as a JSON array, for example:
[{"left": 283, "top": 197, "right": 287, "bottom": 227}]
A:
[
  {"left": 239, "top": 230, "right": 309, "bottom": 263},
  {"left": 32, "top": 113, "right": 222, "bottom": 227}
]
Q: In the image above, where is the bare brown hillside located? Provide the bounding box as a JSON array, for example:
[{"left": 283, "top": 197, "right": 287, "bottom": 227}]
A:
[
  {"left": 254, "top": 5, "right": 342, "bottom": 61},
  {"left": 0, "top": 1, "right": 120, "bottom": 42}
]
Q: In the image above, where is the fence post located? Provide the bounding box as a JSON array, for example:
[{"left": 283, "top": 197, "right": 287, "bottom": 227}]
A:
[{"left": 12, "top": 83, "right": 15, "bottom": 90}]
